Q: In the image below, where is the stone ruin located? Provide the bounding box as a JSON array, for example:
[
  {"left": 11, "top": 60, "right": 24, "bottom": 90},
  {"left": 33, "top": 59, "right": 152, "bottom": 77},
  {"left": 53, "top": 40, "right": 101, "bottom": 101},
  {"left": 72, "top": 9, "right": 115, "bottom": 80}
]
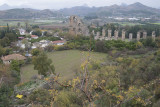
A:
[
  {"left": 102, "top": 28, "right": 106, "bottom": 37},
  {"left": 93, "top": 27, "right": 157, "bottom": 41},
  {"left": 152, "top": 31, "right": 156, "bottom": 41},
  {"left": 143, "top": 31, "right": 147, "bottom": 39},
  {"left": 69, "top": 15, "right": 89, "bottom": 36},
  {"left": 108, "top": 29, "right": 112, "bottom": 39},
  {"left": 137, "top": 32, "right": 141, "bottom": 41},
  {"left": 121, "top": 30, "right": 126, "bottom": 41},
  {"left": 114, "top": 30, "right": 119, "bottom": 40},
  {"left": 129, "top": 33, "right": 133, "bottom": 41}
]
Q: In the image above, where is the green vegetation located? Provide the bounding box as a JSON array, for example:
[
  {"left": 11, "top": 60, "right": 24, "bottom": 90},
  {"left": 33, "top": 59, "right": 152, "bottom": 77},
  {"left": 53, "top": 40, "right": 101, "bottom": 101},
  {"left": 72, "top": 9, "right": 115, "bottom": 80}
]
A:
[
  {"left": 30, "top": 36, "right": 60, "bottom": 43},
  {"left": 32, "top": 52, "right": 55, "bottom": 76},
  {"left": 1, "top": 17, "right": 160, "bottom": 107},
  {"left": 21, "top": 50, "right": 106, "bottom": 82},
  {"left": 0, "top": 19, "right": 64, "bottom": 27},
  {"left": 118, "top": 22, "right": 143, "bottom": 26}
]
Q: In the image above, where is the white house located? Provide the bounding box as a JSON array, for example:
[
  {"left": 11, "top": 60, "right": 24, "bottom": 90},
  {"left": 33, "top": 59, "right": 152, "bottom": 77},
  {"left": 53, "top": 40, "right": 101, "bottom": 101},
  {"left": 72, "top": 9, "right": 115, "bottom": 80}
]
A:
[
  {"left": 19, "top": 28, "right": 26, "bottom": 35},
  {"left": 31, "top": 40, "right": 52, "bottom": 49}
]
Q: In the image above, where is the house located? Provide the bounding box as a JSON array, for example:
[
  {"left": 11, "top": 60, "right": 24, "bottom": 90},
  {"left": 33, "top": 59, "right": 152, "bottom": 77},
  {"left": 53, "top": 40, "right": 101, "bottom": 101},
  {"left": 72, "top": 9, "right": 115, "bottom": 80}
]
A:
[
  {"left": 11, "top": 41, "right": 25, "bottom": 49},
  {"left": 19, "top": 28, "right": 26, "bottom": 35},
  {"left": 39, "top": 40, "right": 53, "bottom": 48},
  {"left": 31, "top": 35, "right": 39, "bottom": 39},
  {"left": 1, "top": 54, "right": 26, "bottom": 65},
  {"left": 18, "top": 37, "right": 25, "bottom": 40},
  {"left": 31, "top": 40, "right": 52, "bottom": 49},
  {"left": 52, "top": 40, "right": 65, "bottom": 46},
  {"left": 31, "top": 42, "right": 41, "bottom": 49}
]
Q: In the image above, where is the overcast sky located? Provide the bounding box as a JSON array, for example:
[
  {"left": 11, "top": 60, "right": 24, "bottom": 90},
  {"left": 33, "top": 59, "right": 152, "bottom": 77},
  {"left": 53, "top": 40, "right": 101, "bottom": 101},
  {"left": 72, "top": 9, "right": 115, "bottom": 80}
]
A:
[{"left": 0, "top": 0, "right": 159, "bottom": 9}]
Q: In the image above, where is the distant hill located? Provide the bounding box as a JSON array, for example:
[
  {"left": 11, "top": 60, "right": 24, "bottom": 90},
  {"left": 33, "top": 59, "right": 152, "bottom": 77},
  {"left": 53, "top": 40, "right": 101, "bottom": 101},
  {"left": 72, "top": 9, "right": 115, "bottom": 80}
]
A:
[
  {"left": 58, "top": 6, "right": 98, "bottom": 16},
  {"left": 0, "top": 8, "right": 59, "bottom": 19},
  {"left": 0, "top": 4, "right": 12, "bottom": 10},
  {"left": 0, "top": 4, "right": 32, "bottom": 10},
  {"left": 59, "top": 2, "right": 160, "bottom": 17},
  {"left": 0, "top": 2, "right": 160, "bottom": 19}
]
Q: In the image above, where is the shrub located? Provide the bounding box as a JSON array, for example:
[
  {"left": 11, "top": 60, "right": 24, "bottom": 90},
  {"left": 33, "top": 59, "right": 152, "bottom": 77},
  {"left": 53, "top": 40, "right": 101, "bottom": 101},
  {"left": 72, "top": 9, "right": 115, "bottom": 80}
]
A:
[
  {"left": 28, "top": 89, "right": 52, "bottom": 106},
  {"left": 54, "top": 91, "right": 82, "bottom": 107}
]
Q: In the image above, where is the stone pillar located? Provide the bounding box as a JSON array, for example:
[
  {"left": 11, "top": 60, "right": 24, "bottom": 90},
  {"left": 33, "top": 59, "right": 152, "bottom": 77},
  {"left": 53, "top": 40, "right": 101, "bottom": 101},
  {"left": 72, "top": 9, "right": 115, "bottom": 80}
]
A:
[
  {"left": 122, "top": 30, "right": 126, "bottom": 41},
  {"left": 152, "top": 31, "right": 156, "bottom": 41},
  {"left": 97, "top": 32, "right": 100, "bottom": 37},
  {"left": 143, "top": 31, "right": 147, "bottom": 39},
  {"left": 137, "top": 32, "right": 140, "bottom": 41},
  {"left": 108, "top": 29, "right": 112, "bottom": 39},
  {"left": 129, "top": 33, "right": 133, "bottom": 41},
  {"left": 94, "top": 32, "right": 100, "bottom": 40},
  {"left": 92, "top": 30, "right": 95, "bottom": 36},
  {"left": 114, "top": 30, "right": 119, "bottom": 40},
  {"left": 102, "top": 28, "right": 106, "bottom": 37}
]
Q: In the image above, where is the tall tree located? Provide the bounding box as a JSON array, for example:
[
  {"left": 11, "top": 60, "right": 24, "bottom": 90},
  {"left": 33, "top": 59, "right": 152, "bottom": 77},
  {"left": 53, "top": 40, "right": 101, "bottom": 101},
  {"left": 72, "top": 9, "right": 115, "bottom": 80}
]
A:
[{"left": 32, "top": 52, "right": 55, "bottom": 76}]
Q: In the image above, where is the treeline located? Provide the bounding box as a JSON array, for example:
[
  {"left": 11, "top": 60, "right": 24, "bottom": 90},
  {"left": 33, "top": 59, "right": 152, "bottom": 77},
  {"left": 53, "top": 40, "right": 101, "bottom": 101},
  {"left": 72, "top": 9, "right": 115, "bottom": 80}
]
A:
[
  {"left": 54, "top": 35, "right": 159, "bottom": 52},
  {"left": 0, "top": 24, "right": 18, "bottom": 47}
]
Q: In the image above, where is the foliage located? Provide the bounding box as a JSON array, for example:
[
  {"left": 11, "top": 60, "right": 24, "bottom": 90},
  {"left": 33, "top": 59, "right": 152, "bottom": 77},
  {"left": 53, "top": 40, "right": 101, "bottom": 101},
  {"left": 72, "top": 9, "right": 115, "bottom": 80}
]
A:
[
  {"left": 32, "top": 52, "right": 55, "bottom": 76},
  {"left": 0, "top": 25, "right": 18, "bottom": 47},
  {"left": 0, "top": 85, "right": 13, "bottom": 107},
  {"left": 32, "top": 29, "right": 42, "bottom": 36},
  {"left": 30, "top": 36, "right": 60, "bottom": 43},
  {"left": 54, "top": 91, "right": 83, "bottom": 107},
  {"left": 44, "top": 45, "right": 54, "bottom": 52},
  {"left": 31, "top": 48, "right": 41, "bottom": 56},
  {"left": 10, "top": 60, "right": 20, "bottom": 72},
  {"left": 28, "top": 89, "right": 52, "bottom": 106}
]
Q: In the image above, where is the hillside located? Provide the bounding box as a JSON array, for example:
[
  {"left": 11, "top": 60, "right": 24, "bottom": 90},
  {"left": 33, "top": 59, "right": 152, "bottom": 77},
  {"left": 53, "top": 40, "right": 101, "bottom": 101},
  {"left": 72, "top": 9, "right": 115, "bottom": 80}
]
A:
[
  {"left": 0, "top": 8, "right": 59, "bottom": 19},
  {"left": 59, "top": 2, "right": 160, "bottom": 17},
  {"left": 0, "top": 2, "right": 160, "bottom": 19}
]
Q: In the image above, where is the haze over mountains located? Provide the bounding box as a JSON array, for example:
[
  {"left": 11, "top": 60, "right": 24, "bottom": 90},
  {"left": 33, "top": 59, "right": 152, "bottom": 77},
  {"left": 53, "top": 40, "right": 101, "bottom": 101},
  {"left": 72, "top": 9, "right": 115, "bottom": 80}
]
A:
[
  {"left": 0, "top": 4, "right": 31, "bottom": 10},
  {"left": 0, "top": 2, "right": 160, "bottom": 19}
]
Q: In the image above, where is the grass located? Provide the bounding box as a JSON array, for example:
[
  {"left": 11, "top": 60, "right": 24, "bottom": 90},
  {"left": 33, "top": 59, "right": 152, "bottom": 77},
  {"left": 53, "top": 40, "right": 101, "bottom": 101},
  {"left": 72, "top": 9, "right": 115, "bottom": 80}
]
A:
[
  {"left": 0, "top": 19, "right": 64, "bottom": 27},
  {"left": 117, "top": 22, "right": 143, "bottom": 26},
  {"left": 152, "top": 23, "right": 160, "bottom": 25},
  {"left": 21, "top": 50, "right": 107, "bottom": 83}
]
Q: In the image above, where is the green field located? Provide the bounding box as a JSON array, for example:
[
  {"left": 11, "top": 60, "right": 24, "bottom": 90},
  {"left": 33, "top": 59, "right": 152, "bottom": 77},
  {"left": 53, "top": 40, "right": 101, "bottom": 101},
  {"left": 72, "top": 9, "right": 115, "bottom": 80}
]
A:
[
  {"left": 0, "top": 19, "right": 64, "bottom": 27},
  {"left": 21, "top": 50, "right": 107, "bottom": 83},
  {"left": 117, "top": 22, "right": 143, "bottom": 26},
  {"left": 152, "top": 23, "right": 160, "bottom": 25}
]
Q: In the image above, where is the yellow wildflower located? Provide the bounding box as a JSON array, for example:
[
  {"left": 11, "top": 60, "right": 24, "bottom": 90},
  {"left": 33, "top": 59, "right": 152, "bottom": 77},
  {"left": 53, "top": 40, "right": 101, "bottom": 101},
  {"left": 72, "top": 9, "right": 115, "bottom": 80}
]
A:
[{"left": 16, "top": 94, "right": 23, "bottom": 99}]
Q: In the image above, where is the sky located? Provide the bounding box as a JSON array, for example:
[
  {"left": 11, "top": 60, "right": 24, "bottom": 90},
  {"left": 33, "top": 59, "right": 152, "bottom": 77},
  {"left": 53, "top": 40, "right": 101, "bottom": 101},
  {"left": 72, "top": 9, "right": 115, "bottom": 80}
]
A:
[{"left": 0, "top": 0, "right": 159, "bottom": 9}]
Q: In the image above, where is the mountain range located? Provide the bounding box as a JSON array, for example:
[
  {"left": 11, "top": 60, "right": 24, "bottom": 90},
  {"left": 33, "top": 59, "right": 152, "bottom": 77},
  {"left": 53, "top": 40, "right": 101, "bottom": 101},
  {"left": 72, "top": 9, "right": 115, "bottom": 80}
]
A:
[
  {"left": 0, "top": 4, "right": 31, "bottom": 10},
  {"left": 59, "top": 2, "right": 160, "bottom": 17},
  {"left": 0, "top": 2, "right": 160, "bottom": 19}
]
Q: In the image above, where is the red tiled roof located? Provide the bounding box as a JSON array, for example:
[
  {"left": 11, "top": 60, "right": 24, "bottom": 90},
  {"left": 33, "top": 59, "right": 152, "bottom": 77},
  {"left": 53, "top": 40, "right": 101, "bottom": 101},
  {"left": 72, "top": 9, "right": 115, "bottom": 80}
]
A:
[
  {"left": 31, "top": 35, "right": 38, "bottom": 38},
  {"left": 18, "top": 37, "right": 24, "bottom": 39},
  {"left": 52, "top": 40, "right": 65, "bottom": 44},
  {"left": 1, "top": 54, "right": 26, "bottom": 61}
]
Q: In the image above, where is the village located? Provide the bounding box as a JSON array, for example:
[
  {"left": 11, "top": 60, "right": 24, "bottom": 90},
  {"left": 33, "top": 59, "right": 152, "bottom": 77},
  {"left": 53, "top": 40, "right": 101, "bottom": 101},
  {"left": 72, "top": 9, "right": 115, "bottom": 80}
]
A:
[
  {"left": 0, "top": 15, "right": 159, "bottom": 65},
  {"left": 0, "top": 13, "right": 160, "bottom": 106}
]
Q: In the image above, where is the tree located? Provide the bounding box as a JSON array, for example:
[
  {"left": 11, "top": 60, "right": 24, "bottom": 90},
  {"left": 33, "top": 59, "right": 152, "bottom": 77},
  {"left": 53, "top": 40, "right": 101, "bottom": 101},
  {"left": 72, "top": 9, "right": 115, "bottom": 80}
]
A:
[
  {"left": 32, "top": 52, "right": 55, "bottom": 76},
  {"left": 31, "top": 48, "right": 41, "bottom": 56},
  {"left": 0, "top": 46, "right": 5, "bottom": 57},
  {"left": 32, "top": 29, "right": 42, "bottom": 36},
  {"left": 10, "top": 60, "right": 20, "bottom": 72},
  {"left": 17, "top": 22, "right": 21, "bottom": 28}
]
